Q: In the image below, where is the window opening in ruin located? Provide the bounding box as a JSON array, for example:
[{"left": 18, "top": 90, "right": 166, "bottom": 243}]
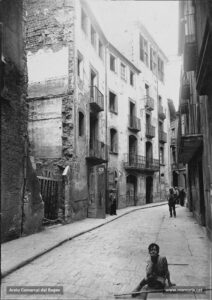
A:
[
  {"left": 77, "top": 53, "right": 83, "bottom": 79},
  {"left": 79, "top": 111, "right": 84, "bottom": 137}
]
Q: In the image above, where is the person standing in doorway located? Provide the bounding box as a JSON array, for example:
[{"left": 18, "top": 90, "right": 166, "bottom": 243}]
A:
[
  {"left": 179, "top": 188, "right": 186, "bottom": 206},
  {"left": 168, "top": 188, "right": 176, "bottom": 218},
  {"left": 110, "top": 192, "right": 117, "bottom": 215}
]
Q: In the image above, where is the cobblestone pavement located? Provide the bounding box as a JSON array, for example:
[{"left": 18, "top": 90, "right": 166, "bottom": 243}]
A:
[{"left": 1, "top": 205, "right": 211, "bottom": 300}]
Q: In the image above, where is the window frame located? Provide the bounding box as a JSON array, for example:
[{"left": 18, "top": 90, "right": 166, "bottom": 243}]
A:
[
  {"left": 110, "top": 128, "right": 118, "bottom": 154},
  {"left": 81, "top": 9, "right": 87, "bottom": 34},
  {"left": 90, "top": 24, "right": 96, "bottom": 49},
  {"left": 120, "top": 62, "right": 126, "bottom": 81},
  {"left": 109, "top": 91, "right": 118, "bottom": 114}
]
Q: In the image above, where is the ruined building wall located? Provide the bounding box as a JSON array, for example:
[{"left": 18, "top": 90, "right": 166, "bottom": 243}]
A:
[
  {"left": 1, "top": 0, "right": 43, "bottom": 242},
  {"left": 26, "top": 0, "right": 86, "bottom": 222}
]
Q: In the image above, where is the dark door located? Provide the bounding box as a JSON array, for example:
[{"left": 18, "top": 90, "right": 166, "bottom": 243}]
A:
[{"left": 146, "top": 176, "right": 153, "bottom": 203}]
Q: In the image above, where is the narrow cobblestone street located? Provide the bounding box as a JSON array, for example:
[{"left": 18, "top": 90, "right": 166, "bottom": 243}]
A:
[{"left": 1, "top": 205, "right": 211, "bottom": 300}]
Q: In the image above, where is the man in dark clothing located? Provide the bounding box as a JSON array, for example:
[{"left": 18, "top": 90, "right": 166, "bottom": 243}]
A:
[
  {"left": 179, "top": 189, "right": 186, "bottom": 206},
  {"left": 110, "top": 192, "right": 117, "bottom": 215},
  {"left": 132, "top": 243, "right": 174, "bottom": 297},
  {"left": 168, "top": 188, "right": 176, "bottom": 217}
]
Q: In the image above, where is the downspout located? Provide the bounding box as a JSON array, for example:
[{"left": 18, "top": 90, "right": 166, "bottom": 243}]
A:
[
  {"left": 21, "top": 134, "right": 28, "bottom": 235},
  {"left": 156, "top": 59, "right": 161, "bottom": 202},
  {"left": 105, "top": 42, "right": 109, "bottom": 215}
]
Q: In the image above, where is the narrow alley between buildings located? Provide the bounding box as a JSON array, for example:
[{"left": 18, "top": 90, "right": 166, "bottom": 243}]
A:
[{"left": 1, "top": 205, "right": 211, "bottom": 300}]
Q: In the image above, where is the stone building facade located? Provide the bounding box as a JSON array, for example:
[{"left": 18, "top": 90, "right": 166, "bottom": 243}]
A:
[
  {"left": 178, "top": 0, "right": 212, "bottom": 239},
  {"left": 26, "top": 0, "right": 172, "bottom": 225},
  {"left": 1, "top": 0, "right": 43, "bottom": 242}
]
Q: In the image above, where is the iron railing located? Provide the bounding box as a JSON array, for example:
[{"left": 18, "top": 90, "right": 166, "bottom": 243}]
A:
[
  {"left": 90, "top": 86, "right": 104, "bottom": 112},
  {"left": 144, "top": 95, "right": 154, "bottom": 110},
  {"left": 146, "top": 124, "right": 155, "bottom": 138},
  {"left": 159, "top": 130, "right": 167, "bottom": 143},
  {"left": 88, "top": 139, "right": 108, "bottom": 161},
  {"left": 128, "top": 115, "right": 141, "bottom": 131},
  {"left": 158, "top": 105, "right": 166, "bottom": 120},
  {"left": 123, "top": 154, "right": 159, "bottom": 171}
]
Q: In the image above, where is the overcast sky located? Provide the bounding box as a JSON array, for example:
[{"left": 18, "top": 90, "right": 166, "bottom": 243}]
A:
[{"left": 90, "top": 0, "right": 181, "bottom": 109}]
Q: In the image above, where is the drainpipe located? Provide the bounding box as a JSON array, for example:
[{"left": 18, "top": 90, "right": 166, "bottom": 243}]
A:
[
  {"left": 156, "top": 61, "right": 161, "bottom": 202},
  {"left": 21, "top": 134, "right": 28, "bottom": 235},
  {"left": 105, "top": 42, "right": 109, "bottom": 214}
]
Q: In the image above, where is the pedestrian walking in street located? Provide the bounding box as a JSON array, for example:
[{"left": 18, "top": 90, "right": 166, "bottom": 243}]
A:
[
  {"left": 131, "top": 243, "right": 175, "bottom": 297},
  {"left": 168, "top": 188, "right": 176, "bottom": 217},
  {"left": 179, "top": 188, "right": 186, "bottom": 206},
  {"left": 110, "top": 192, "right": 117, "bottom": 215}
]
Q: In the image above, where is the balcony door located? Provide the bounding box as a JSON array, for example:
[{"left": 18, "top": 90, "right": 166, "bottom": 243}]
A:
[
  {"left": 90, "top": 116, "right": 98, "bottom": 153},
  {"left": 126, "top": 175, "right": 137, "bottom": 206},
  {"left": 146, "top": 141, "right": 153, "bottom": 167},
  {"left": 129, "top": 135, "right": 137, "bottom": 165},
  {"left": 90, "top": 68, "right": 98, "bottom": 98}
]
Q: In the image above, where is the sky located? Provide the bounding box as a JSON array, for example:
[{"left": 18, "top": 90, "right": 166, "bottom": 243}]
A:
[{"left": 90, "top": 0, "right": 181, "bottom": 109}]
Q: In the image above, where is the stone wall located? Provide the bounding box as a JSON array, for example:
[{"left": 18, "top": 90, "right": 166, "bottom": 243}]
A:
[{"left": 1, "top": 0, "right": 43, "bottom": 242}]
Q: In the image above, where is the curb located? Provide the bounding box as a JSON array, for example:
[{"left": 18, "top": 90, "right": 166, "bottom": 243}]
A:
[{"left": 2, "top": 202, "right": 167, "bottom": 278}]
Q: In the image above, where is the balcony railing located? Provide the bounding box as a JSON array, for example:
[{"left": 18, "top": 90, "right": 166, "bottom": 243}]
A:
[
  {"left": 86, "top": 139, "right": 108, "bottom": 164},
  {"left": 128, "top": 115, "right": 141, "bottom": 132},
  {"left": 123, "top": 154, "right": 159, "bottom": 172},
  {"left": 158, "top": 105, "right": 166, "bottom": 120},
  {"left": 159, "top": 130, "right": 167, "bottom": 143},
  {"left": 90, "top": 86, "right": 104, "bottom": 113},
  {"left": 171, "top": 138, "right": 176, "bottom": 147},
  {"left": 146, "top": 124, "right": 155, "bottom": 138},
  {"left": 144, "top": 96, "right": 154, "bottom": 111},
  {"left": 177, "top": 104, "right": 203, "bottom": 163}
]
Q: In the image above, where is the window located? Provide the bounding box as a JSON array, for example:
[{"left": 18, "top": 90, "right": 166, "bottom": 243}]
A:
[
  {"left": 110, "top": 54, "right": 116, "bottom": 72},
  {"left": 77, "top": 53, "right": 83, "bottom": 79},
  {"left": 99, "top": 40, "right": 104, "bottom": 60},
  {"left": 158, "top": 57, "right": 164, "bottom": 82},
  {"left": 78, "top": 111, "right": 84, "bottom": 137},
  {"left": 140, "top": 35, "right": 148, "bottom": 66},
  {"left": 150, "top": 48, "right": 157, "bottom": 74},
  {"left": 81, "top": 9, "right": 87, "bottom": 34},
  {"left": 120, "top": 63, "right": 126, "bottom": 80},
  {"left": 160, "top": 146, "right": 164, "bottom": 164},
  {"left": 130, "top": 71, "right": 134, "bottom": 86},
  {"left": 91, "top": 25, "right": 96, "bottom": 48},
  {"left": 109, "top": 91, "right": 118, "bottom": 114},
  {"left": 110, "top": 128, "right": 118, "bottom": 154}
]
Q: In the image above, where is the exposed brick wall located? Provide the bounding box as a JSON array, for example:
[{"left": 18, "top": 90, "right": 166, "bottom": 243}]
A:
[{"left": 1, "top": 0, "right": 43, "bottom": 242}]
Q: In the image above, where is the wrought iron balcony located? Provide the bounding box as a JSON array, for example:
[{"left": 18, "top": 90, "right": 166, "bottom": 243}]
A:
[
  {"left": 171, "top": 138, "right": 176, "bottom": 147},
  {"left": 123, "top": 154, "right": 159, "bottom": 172},
  {"left": 158, "top": 105, "right": 166, "bottom": 120},
  {"left": 159, "top": 130, "right": 167, "bottom": 143},
  {"left": 146, "top": 124, "right": 155, "bottom": 138},
  {"left": 144, "top": 96, "right": 154, "bottom": 111},
  {"left": 128, "top": 115, "right": 141, "bottom": 132},
  {"left": 90, "top": 86, "right": 104, "bottom": 113},
  {"left": 180, "top": 102, "right": 189, "bottom": 114},
  {"left": 86, "top": 139, "right": 108, "bottom": 165},
  {"left": 177, "top": 104, "right": 203, "bottom": 163}
]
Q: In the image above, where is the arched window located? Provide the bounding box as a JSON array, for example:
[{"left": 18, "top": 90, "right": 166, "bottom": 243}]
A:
[
  {"left": 110, "top": 128, "right": 118, "bottom": 154},
  {"left": 79, "top": 111, "right": 84, "bottom": 137}
]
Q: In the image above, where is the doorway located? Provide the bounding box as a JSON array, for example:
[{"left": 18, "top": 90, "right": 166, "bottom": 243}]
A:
[
  {"left": 126, "top": 175, "right": 137, "bottom": 206},
  {"left": 146, "top": 176, "right": 153, "bottom": 203}
]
